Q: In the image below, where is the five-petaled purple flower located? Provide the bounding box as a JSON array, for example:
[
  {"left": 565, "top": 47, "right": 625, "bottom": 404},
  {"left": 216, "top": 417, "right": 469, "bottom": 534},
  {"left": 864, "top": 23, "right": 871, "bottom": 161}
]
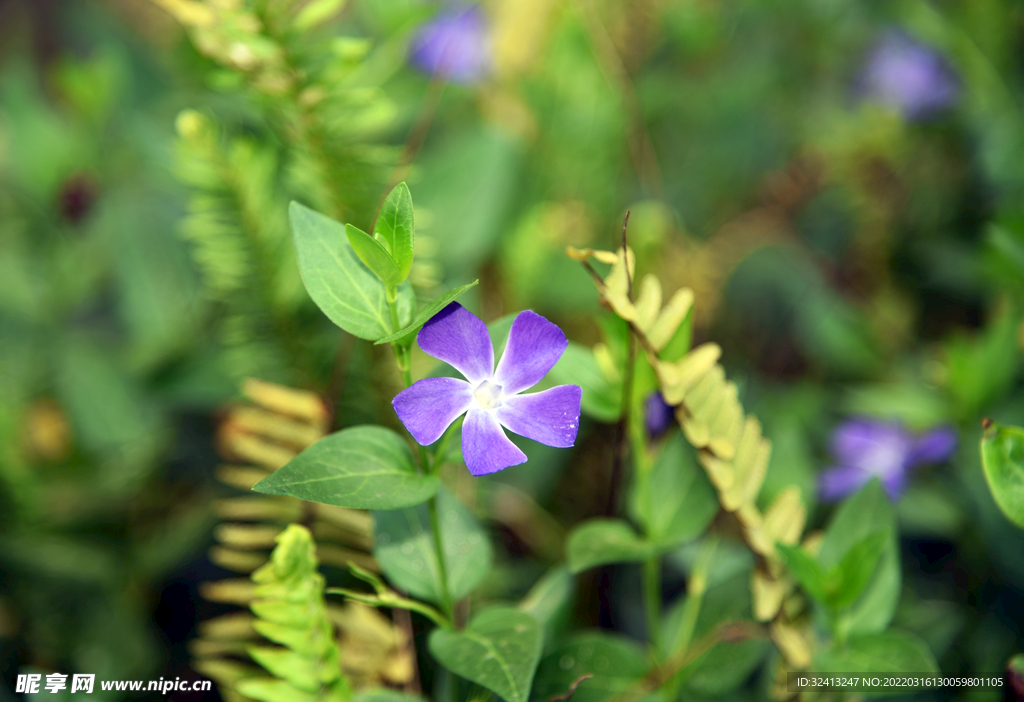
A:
[
  {"left": 393, "top": 303, "right": 582, "bottom": 476},
  {"left": 409, "top": 5, "right": 490, "bottom": 84},
  {"left": 818, "top": 418, "right": 957, "bottom": 503},
  {"left": 858, "top": 30, "right": 959, "bottom": 121}
]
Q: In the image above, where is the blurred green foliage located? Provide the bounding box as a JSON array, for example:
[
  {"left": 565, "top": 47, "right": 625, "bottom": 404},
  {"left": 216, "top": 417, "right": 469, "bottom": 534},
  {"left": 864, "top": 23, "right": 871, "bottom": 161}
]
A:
[{"left": 2, "top": 0, "right": 1024, "bottom": 699}]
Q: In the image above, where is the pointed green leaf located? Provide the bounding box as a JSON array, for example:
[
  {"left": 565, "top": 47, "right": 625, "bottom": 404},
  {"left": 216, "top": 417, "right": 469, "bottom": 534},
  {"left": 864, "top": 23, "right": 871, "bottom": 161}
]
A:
[
  {"left": 776, "top": 542, "right": 828, "bottom": 604},
  {"left": 375, "top": 182, "right": 415, "bottom": 280},
  {"left": 346, "top": 223, "right": 403, "bottom": 287},
  {"left": 290, "top": 202, "right": 413, "bottom": 340},
  {"left": 817, "top": 479, "right": 899, "bottom": 634},
  {"left": 826, "top": 531, "right": 887, "bottom": 609},
  {"left": 252, "top": 426, "right": 439, "bottom": 510},
  {"left": 628, "top": 431, "right": 718, "bottom": 546},
  {"left": 980, "top": 420, "right": 1024, "bottom": 528},
  {"left": 374, "top": 280, "right": 480, "bottom": 345},
  {"left": 373, "top": 487, "right": 491, "bottom": 604},
  {"left": 428, "top": 607, "right": 542, "bottom": 702},
  {"left": 566, "top": 519, "right": 658, "bottom": 573}
]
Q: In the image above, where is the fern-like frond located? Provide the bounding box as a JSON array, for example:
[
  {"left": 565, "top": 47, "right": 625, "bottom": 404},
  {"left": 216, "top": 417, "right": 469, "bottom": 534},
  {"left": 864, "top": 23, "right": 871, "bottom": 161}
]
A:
[
  {"left": 240, "top": 523, "right": 352, "bottom": 702},
  {"left": 191, "top": 379, "right": 413, "bottom": 699},
  {"left": 570, "top": 245, "right": 815, "bottom": 671}
]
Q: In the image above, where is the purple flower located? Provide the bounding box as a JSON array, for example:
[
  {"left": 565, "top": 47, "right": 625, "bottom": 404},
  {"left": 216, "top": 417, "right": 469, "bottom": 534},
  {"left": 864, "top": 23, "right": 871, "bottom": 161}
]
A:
[
  {"left": 409, "top": 6, "right": 490, "bottom": 84},
  {"left": 393, "top": 303, "right": 582, "bottom": 476},
  {"left": 858, "top": 31, "right": 959, "bottom": 120},
  {"left": 818, "top": 418, "right": 958, "bottom": 502},
  {"left": 645, "top": 392, "right": 676, "bottom": 438}
]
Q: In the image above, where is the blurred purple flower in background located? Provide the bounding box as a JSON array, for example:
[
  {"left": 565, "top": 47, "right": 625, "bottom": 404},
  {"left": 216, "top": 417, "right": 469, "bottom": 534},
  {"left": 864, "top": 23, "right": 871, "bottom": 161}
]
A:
[
  {"left": 645, "top": 392, "right": 676, "bottom": 439},
  {"left": 858, "top": 31, "right": 959, "bottom": 120},
  {"left": 818, "top": 418, "right": 957, "bottom": 502},
  {"left": 409, "top": 5, "right": 490, "bottom": 83}
]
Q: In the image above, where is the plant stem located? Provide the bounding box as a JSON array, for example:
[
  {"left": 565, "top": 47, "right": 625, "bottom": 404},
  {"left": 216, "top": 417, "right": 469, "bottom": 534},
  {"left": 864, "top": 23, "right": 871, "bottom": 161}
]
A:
[
  {"left": 428, "top": 494, "right": 455, "bottom": 623},
  {"left": 664, "top": 535, "right": 719, "bottom": 699},
  {"left": 430, "top": 417, "right": 464, "bottom": 473},
  {"left": 643, "top": 556, "right": 662, "bottom": 653}
]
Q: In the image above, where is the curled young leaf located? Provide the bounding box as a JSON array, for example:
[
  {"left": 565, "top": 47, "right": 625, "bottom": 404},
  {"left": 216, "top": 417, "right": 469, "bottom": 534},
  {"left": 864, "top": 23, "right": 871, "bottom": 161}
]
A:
[{"left": 980, "top": 419, "right": 1024, "bottom": 528}]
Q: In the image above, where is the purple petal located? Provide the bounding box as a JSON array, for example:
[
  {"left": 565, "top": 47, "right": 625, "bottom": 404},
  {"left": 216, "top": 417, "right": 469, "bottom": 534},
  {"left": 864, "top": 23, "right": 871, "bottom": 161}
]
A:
[
  {"left": 907, "top": 426, "right": 958, "bottom": 466},
  {"left": 409, "top": 6, "right": 490, "bottom": 84},
  {"left": 393, "top": 377, "right": 473, "bottom": 445},
  {"left": 881, "top": 469, "right": 908, "bottom": 502},
  {"left": 492, "top": 310, "right": 568, "bottom": 395},
  {"left": 417, "top": 303, "right": 494, "bottom": 384},
  {"left": 859, "top": 30, "right": 958, "bottom": 120},
  {"left": 462, "top": 408, "right": 527, "bottom": 476},
  {"left": 818, "top": 465, "right": 872, "bottom": 503},
  {"left": 493, "top": 385, "right": 582, "bottom": 448},
  {"left": 830, "top": 418, "right": 911, "bottom": 472}
]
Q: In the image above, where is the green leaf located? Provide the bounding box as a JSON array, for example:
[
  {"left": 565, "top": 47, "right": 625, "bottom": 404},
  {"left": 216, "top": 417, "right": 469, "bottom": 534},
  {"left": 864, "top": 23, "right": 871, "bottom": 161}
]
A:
[
  {"left": 519, "top": 565, "right": 574, "bottom": 627},
  {"left": 57, "top": 338, "right": 161, "bottom": 458},
  {"left": 815, "top": 632, "right": 938, "bottom": 696},
  {"left": 374, "top": 280, "right": 480, "bottom": 346},
  {"left": 776, "top": 543, "right": 828, "bottom": 604},
  {"left": 373, "top": 487, "right": 491, "bottom": 604},
  {"left": 289, "top": 202, "right": 413, "bottom": 340},
  {"left": 519, "top": 566, "right": 575, "bottom": 649},
  {"left": 817, "top": 480, "right": 899, "bottom": 635},
  {"left": 247, "top": 646, "right": 320, "bottom": 694},
  {"left": 566, "top": 519, "right": 658, "bottom": 573},
  {"left": 945, "top": 306, "right": 1021, "bottom": 419},
  {"left": 428, "top": 607, "right": 542, "bottom": 702},
  {"left": 252, "top": 426, "right": 439, "bottom": 510},
  {"left": 292, "top": 0, "right": 347, "bottom": 31},
  {"left": 628, "top": 431, "right": 718, "bottom": 546},
  {"left": 548, "top": 342, "right": 622, "bottom": 422},
  {"left": 826, "top": 531, "right": 887, "bottom": 610},
  {"left": 980, "top": 420, "right": 1024, "bottom": 528},
  {"left": 346, "top": 223, "right": 403, "bottom": 288},
  {"left": 375, "top": 182, "right": 415, "bottom": 281},
  {"left": 531, "top": 633, "right": 649, "bottom": 702}
]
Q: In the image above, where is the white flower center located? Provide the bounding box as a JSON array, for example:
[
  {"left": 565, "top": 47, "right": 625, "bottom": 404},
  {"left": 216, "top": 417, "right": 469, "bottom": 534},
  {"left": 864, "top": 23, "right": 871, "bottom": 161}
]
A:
[
  {"left": 473, "top": 380, "right": 503, "bottom": 410},
  {"left": 863, "top": 440, "right": 904, "bottom": 477}
]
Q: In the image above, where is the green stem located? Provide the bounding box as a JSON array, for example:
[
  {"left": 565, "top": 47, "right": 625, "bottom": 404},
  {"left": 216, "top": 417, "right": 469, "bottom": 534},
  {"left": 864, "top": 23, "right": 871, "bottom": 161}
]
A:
[
  {"left": 665, "top": 535, "right": 719, "bottom": 699},
  {"left": 428, "top": 494, "right": 455, "bottom": 623},
  {"left": 326, "top": 588, "right": 451, "bottom": 630},
  {"left": 430, "top": 416, "right": 464, "bottom": 473},
  {"left": 643, "top": 556, "right": 662, "bottom": 653}
]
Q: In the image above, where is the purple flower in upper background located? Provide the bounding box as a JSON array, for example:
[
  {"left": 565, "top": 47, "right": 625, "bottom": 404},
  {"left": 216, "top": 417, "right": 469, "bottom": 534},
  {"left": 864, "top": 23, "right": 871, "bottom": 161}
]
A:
[
  {"left": 409, "top": 5, "right": 490, "bottom": 84},
  {"left": 858, "top": 30, "right": 959, "bottom": 120},
  {"left": 645, "top": 392, "right": 676, "bottom": 439},
  {"left": 393, "top": 303, "right": 582, "bottom": 476},
  {"left": 818, "top": 418, "right": 957, "bottom": 503}
]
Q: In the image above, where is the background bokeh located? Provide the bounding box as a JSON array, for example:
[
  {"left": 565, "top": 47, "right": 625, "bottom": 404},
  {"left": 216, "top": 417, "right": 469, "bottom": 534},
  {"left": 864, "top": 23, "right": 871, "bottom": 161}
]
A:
[{"left": 1, "top": 0, "right": 1023, "bottom": 699}]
